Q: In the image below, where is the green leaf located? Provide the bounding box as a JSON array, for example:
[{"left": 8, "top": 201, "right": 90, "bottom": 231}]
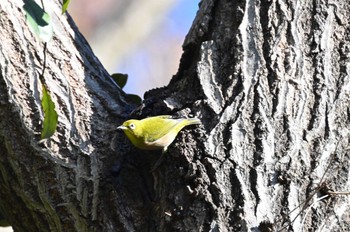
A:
[
  {"left": 41, "top": 85, "right": 58, "bottom": 139},
  {"left": 111, "top": 73, "right": 128, "bottom": 89},
  {"left": 23, "top": 0, "right": 53, "bottom": 42},
  {"left": 126, "top": 94, "right": 142, "bottom": 105},
  {"left": 62, "top": 0, "right": 71, "bottom": 14}
]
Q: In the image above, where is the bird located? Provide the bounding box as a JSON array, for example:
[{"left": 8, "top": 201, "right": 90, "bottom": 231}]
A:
[{"left": 117, "top": 115, "right": 201, "bottom": 152}]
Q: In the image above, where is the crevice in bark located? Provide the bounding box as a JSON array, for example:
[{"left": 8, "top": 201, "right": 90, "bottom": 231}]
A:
[
  {"left": 324, "top": 103, "right": 330, "bottom": 139},
  {"left": 229, "top": 167, "right": 244, "bottom": 231},
  {"left": 222, "top": 120, "right": 233, "bottom": 162},
  {"left": 252, "top": 82, "right": 263, "bottom": 166},
  {"left": 307, "top": 72, "right": 321, "bottom": 131},
  {"left": 249, "top": 168, "right": 259, "bottom": 213},
  {"left": 258, "top": 220, "right": 275, "bottom": 232},
  {"left": 306, "top": 3, "right": 323, "bottom": 133},
  {"left": 260, "top": 0, "right": 275, "bottom": 92}
]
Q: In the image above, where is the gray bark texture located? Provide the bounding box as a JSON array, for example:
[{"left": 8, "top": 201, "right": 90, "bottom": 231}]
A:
[{"left": 0, "top": 0, "right": 350, "bottom": 232}]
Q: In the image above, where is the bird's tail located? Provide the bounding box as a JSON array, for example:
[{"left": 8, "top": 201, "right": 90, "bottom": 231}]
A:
[{"left": 185, "top": 118, "right": 201, "bottom": 125}]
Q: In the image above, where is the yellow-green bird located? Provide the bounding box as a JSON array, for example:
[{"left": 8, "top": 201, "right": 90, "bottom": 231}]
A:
[{"left": 118, "top": 115, "right": 201, "bottom": 152}]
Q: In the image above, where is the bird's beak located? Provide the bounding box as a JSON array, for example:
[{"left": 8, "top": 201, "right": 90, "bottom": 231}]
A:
[{"left": 117, "top": 125, "right": 127, "bottom": 130}]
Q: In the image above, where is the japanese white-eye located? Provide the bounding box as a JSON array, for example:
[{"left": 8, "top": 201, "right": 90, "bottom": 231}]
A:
[{"left": 117, "top": 115, "right": 201, "bottom": 152}]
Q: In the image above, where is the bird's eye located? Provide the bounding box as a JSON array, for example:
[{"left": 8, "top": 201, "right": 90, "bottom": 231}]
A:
[{"left": 129, "top": 123, "right": 136, "bottom": 130}]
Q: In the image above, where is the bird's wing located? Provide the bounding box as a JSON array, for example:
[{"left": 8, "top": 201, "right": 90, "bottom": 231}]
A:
[{"left": 144, "top": 118, "right": 180, "bottom": 142}]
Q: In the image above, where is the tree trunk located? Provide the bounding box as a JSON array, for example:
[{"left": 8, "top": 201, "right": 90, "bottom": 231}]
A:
[{"left": 1, "top": 0, "right": 350, "bottom": 231}]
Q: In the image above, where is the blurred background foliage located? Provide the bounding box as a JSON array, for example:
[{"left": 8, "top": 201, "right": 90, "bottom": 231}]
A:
[{"left": 70, "top": 0, "right": 200, "bottom": 97}]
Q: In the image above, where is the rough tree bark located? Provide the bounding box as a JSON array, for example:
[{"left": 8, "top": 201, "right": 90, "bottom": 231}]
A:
[{"left": 0, "top": 0, "right": 349, "bottom": 232}]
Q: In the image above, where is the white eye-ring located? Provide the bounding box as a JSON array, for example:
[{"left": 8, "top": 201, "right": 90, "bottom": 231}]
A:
[{"left": 129, "top": 123, "right": 136, "bottom": 130}]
